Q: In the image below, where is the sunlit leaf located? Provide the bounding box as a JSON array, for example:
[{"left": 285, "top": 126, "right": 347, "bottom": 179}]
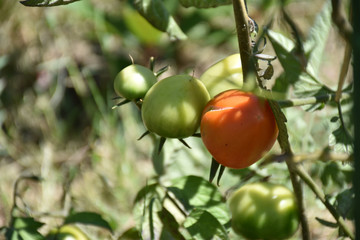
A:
[
  {"left": 167, "top": 175, "right": 230, "bottom": 225},
  {"left": 134, "top": 0, "right": 187, "bottom": 40},
  {"left": 133, "top": 183, "right": 164, "bottom": 240}
]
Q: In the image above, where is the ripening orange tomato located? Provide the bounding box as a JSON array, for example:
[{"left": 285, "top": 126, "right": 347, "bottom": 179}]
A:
[{"left": 200, "top": 90, "right": 278, "bottom": 169}]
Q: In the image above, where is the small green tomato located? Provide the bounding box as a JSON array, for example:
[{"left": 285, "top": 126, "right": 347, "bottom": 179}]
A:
[
  {"left": 114, "top": 64, "right": 157, "bottom": 100},
  {"left": 200, "top": 54, "right": 243, "bottom": 98},
  {"left": 141, "top": 75, "right": 210, "bottom": 138},
  {"left": 229, "top": 182, "right": 300, "bottom": 240}
]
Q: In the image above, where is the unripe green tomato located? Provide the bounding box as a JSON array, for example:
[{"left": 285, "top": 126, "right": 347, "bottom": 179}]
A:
[
  {"left": 46, "top": 225, "right": 89, "bottom": 240},
  {"left": 200, "top": 54, "right": 243, "bottom": 98},
  {"left": 114, "top": 64, "right": 157, "bottom": 100},
  {"left": 229, "top": 182, "right": 299, "bottom": 240},
  {"left": 141, "top": 75, "right": 210, "bottom": 138}
]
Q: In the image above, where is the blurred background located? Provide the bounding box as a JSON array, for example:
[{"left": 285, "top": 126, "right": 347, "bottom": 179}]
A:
[{"left": 0, "top": 0, "right": 353, "bottom": 239}]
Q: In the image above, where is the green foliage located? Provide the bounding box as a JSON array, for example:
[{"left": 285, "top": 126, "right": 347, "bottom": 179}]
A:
[
  {"left": 5, "top": 217, "right": 45, "bottom": 240},
  {"left": 64, "top": 212, "right": 113, "bottom": 232},
  {"left": 133, "top": 176, "right": 230, "bottom": 239},
  {"left": 20, "top": 0, "right": 80, "bottom": 7},
  {"left": 134, "top": 0, "right": 187, "bottom": 40}
]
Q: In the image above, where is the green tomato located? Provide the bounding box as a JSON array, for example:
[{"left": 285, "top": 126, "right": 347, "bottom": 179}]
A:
[
  {"left": 46, "top": 225, "right": 89, "bottom": 240},
  {"left": 114, "top": 64, "right": 157, "bottom": 100},
  {"left": 229, "top": 182, "right": 299, "bottom": 240},
  {"left": 200, "top": 54, "right": 243, "bottom": 98},
  {"left": 141, "top": 75, "right": 210, "bottom": 138}
]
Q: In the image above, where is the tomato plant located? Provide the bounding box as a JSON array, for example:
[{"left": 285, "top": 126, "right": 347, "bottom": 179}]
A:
[
  {"left": 46, "top": 225, "right": 89, "bottom": 240},
  {"left": 141, "top": 74, "right": 210, "bottom": 138},
  {"left": 200, "top": 89, "right": 278, "bottom": 169},
  {"left": 200, "top": 53, "right": 243, "bottom": 98},
  {"left": 114, "top": 64, "right": 157, "bottom": 100},
  {"left": 228, "top": 182, "right": 300, "bottom": 239}
]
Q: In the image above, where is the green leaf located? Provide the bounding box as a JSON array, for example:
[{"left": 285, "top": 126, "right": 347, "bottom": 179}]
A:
[
  {"left": 18, "top": 230, "right": 44, "bottom": 240},
  {"left": 315, "top": 217, "right": 338, "bottom": 228},
  {"left": 179, "top": 0, "right": 231, "bottom": 8},
  {"left": 335, "top": 188, "right": 354, "bottom": 220},
  {"left": 167, "top": 175, "right": 230, "bottom": 225},
  {"left": 303, "top": 0, "right": 332, "bottom": 74},
  {"left": 183, "top": 209, "right": 229, "bottom": 240},
  {"left": 64, "top": 212, "right": 113, "bottom": 232},
  {"left": 293, "top": 0, "right": 333, "bottom": 99},
  {"left": 12, "top": 217, "right": 44, "bottom": 230},
  {"left": 133, "top": 183, "right": 164, "bottom": 240},
  {"left": 267, "top": 30, "right": 302, "bottom": 88},
  {"left": 20, "top": 0, "right": 80, "bottom": 7},
  {"left": 117, "top": 227, "right": 142, "bottom": 240},
  {"left": 158, "top": 207, "right": 186, "bottom": 240},
  {"left": 134, "top": 0, "right": 187, "bottom": 40}
]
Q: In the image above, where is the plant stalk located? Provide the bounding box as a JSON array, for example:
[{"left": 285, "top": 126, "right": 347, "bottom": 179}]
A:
[{"left": 232, "top": 0, "right": 253, "bottom": 80}]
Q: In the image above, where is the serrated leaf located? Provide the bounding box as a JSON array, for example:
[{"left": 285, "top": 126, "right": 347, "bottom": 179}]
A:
[
  {"left": 167, "top": 175, "right": 230, "bottom": 225},
  {"left": 20, "top": 0, "right": 80, "bottom": 7},
  {"left": 64, "top": 212, "right": 112, "bottom": 232},
  {"left": 179, "top": 0, "right": 231, "bottom": 8},
  {"left": 330, "top": 125, "right": 353, "bottom": 151},
  {"left": 303, "top": 0, "right": 332, "bottom": 74},
  {"left": 12, "top": 217, "right": 44, "bottom": 230},
  {"left": 268, "top": 100, "right": 290, "bottom": 153},
  {"left": 183, "top": 209, "right": 229, "bottom": 240},
  {"left": 134, "top": 0, "right": 187, "bottom": 40},
  {"left": 267, "top": 30, "right": 302, "bottom": 87}
]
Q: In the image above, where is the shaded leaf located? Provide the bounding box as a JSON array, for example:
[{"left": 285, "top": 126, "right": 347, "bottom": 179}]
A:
[
  {"left": 179, "top": 0, "right": 231, "bottom": 8},
  {"left": 183, "top": 209, "right": 229, "bottom": 240},
  {"left": 335, "top": 188, "right": 354, "bottom": 220},
  {"left": 158, "top": 208, "right": 186, "bottom": 240},
  {"left": 12, "top": 217, "right": 44, "bottom": 230},
  {"left": 64, "top": 212, "right": 112, "bottom": 232},
  {"left": 117, "top": 227, "right": 141, "bottom": 240},
  {"left": 315, "top": 217, "right": 338, "bottom": 228},
  {"left": 134, "top": 0, "right": 187, "bottom": 40},
  {"left": 20, "top": 0, "right": 80, "bottom": 7}
]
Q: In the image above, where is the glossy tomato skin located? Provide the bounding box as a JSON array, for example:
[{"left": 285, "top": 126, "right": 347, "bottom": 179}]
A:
[
  {"left": 114, "top": 64, "right": 157, "bottom": 100},
  {"left": 200, "top": 90, "right": 278, "bottom": 169},
  {"left": 200, "top": 54, "right": 243, "bottom": 98},
  {"left": 46, "top": 225, "right": 89, "bottom": 240},
  {"left": 229, "top": 182, "right": 300, "bottom": 239},
  {"left": 142, "top": 75, "right": 210, "bottom": 138}
]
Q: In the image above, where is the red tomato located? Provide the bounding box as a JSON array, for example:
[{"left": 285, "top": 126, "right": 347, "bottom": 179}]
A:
[{"left": 200, "top": 90, "right": 278, "bottom": 169}]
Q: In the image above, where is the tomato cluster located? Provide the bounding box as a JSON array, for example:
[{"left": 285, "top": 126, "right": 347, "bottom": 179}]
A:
[
  {"left": 113, "top": 56, "right": 278, "bottom": 168},
  {"left": 114, "top": 56, "right": 294, "bottom": 240}
]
